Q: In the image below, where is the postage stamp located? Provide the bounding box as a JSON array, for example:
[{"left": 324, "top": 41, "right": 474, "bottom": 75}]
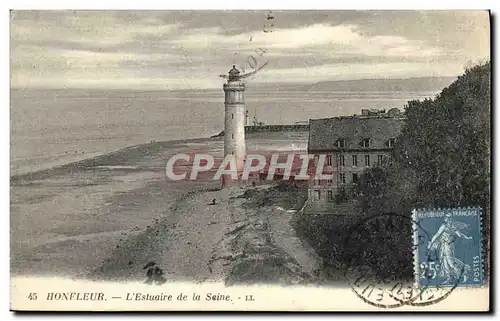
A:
[{"left": 412, "top": 207, "right": 484, "bottom": 288}]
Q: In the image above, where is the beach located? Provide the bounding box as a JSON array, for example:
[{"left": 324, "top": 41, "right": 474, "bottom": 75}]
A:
[{"left": 10, "top": 132, "right": 319, "bottom": 285}]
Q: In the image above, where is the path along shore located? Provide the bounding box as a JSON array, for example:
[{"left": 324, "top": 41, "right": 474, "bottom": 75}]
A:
[{"left": 11, "top": 132, "right": 319, "bottom": 285}]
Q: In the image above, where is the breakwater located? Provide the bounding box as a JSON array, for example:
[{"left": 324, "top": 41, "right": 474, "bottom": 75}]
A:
[{"left": 213, "top": 124, "right": 310, "bottom": 137}]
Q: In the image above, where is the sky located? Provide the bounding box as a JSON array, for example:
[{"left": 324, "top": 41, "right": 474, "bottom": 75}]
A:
[{"left": 10, "top": 10, "right": 490, "bottom": 90}]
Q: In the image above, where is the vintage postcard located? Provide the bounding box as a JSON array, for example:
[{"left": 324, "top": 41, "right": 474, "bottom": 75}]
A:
[{"left": 10, "top": 10, "right": 491, "bottom": 311}]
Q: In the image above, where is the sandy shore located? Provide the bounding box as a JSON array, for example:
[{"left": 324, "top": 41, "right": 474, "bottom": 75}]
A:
[
  {"left": 11, "top": 138, "right": 214, "bottom": 279},
  {"left": 10, "top": 132, "right": 316, "bottom": 285}
]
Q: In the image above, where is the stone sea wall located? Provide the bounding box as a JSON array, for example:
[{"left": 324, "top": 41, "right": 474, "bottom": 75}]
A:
[{"left": 213, "top": 125, "right": 310, "bottom": 137}]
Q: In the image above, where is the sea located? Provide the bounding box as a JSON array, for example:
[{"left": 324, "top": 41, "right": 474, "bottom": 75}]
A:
[{"left": 10, "top": 88, "right": 439, "bottom": 176}]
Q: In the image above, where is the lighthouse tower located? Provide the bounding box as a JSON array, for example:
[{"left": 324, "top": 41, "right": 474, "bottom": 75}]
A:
[{"left": 223, "top": 65, "right": 246, "bottom": 184}]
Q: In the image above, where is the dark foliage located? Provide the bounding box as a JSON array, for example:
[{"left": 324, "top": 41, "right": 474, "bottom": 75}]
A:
[
  {"left": 296, "top": 62, "right": 491, "bottom": 283},
  {"left": 357, "top": 61, "right": 491, "bottom": 214},
  {"left": 356, "top": 61, "right": 491, "bottom": 277},
  {"left": 334, "top": 187, "right": 350, "bottom": 204}
]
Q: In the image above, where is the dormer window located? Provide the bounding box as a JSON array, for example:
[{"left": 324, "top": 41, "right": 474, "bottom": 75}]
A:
[
  {"left": 388, "top": 138, "right": 395, "bottom": 148},
  {"left": 361, "top": 138, "right": 370, "bottom": 148},
  {"left": 336, "top": 138, "right": 346, "bottom": 149}
]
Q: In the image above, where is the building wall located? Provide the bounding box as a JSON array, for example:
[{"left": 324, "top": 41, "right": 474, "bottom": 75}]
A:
[
  {"left": 335, "top": 151, "right": 392, "bottom": 185},
  {"left": 308, "top": 150, "right": 392, "bottom": 204},
  {"left": 308, "top": 152, "right": 338, "bottom": 206}
]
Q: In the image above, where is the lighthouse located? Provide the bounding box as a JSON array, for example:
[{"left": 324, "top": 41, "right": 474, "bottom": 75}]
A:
[{"left": 223, "top": 65, "right": 246, "bottom": 184}]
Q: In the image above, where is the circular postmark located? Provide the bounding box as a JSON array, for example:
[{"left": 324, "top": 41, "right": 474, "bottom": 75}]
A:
[{"left": 342, "top": 213, "right": 460, "bottom": 308}]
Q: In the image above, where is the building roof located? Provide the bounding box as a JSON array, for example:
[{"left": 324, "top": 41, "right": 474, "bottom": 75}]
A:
[{"left": 308, "top": 116, "right": 405, "bottom": 152}]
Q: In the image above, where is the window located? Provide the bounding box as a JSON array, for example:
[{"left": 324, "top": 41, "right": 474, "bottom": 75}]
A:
[
  {"left": 231, "top": 113, "right": 234, "bottom": 119},
  {"left": 340, "top": 173, "right": 346, "bottom": 184},
  {"left": 231, "top": 134, "right": 234, "bottom": 139},
  {"left": 352, "top": 173, "right": 359, "bottom": 184},
  {"left": 315, "top": 190, "right": 321, "bottom": 200},
  {"left": 352, "top": 155, "right": 358, "bottom": 167},
  {"left": 337, "top": 139, "right": 346, "bottom": 149},
  {"left": 327, "top": 190, "right": 334, "bottom": 202},
  {"left": 388, "top": 138, "right": 395, "bottom": 148},
  {"left": 326, "top": 179, "right": 333, "bottom": 185},
  {"left": 362, "top": 138, "right": 370, "bottom": 148},
  {"left": 378, "top": 155, "right": 383, "bottom": 164},
  {"left": 365, "top": 155, "right": 370, "bottom": 167},
  {"left": 339, "top": 155, "right": 345, "bottom": 167},
  {"left": 326, "top": 155, "right": 332, "bottom": 166}
]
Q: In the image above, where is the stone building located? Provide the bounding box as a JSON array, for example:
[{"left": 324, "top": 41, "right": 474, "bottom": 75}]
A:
[{"left": 307, "top": 108, "right": 404, "bottom": 209}]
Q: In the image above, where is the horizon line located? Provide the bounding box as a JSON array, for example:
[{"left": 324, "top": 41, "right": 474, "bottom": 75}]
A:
[{"left": 10, "top": 75, "right": 458, "bottom": 92}]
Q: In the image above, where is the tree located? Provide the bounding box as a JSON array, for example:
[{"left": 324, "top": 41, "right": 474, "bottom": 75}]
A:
[
  {"left": 358, "top": 61, "right": 491, "bottom": 214},
  {"left": 355, "top": 62, "right": 491, "bottom": 278}
]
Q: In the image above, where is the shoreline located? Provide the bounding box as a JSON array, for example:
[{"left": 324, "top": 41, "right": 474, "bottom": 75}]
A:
[
  {"left": 10, "top": 136, "right": 221, "bottom": 183},
  {"left": 10, "top": 130, "right": 314, "bottom": 284},
  {"left": 10, "top": 129, "right": 310, "bottom": 183}
]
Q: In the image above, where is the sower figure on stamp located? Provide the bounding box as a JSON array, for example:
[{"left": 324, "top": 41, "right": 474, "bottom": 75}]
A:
[{"left": 427, "top": 213, "right": 472, "bottom": 284}]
